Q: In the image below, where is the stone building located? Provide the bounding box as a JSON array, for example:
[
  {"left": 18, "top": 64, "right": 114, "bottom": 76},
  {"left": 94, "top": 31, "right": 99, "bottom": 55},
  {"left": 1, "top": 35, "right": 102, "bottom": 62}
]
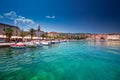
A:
[
  {"left": 48, "top": 32, "right": 59, "bottom": 37},
  {"left": 107, "top": 34, "right": 120, "bottom": 40},
  {"left": 34, "top": 25, "right": 44, "bottom": 37},
  {"left": 91, "top": 34, "right": 108, "bottom": 41},
  {"left": 24, "top": 25, "right": 44, "bottom": 40},
  {"left": 0, "top": 23, "right": 20, "bottom": 36},
  {"left": 0, "top": 23, "right": 21, "bottom": 42}
]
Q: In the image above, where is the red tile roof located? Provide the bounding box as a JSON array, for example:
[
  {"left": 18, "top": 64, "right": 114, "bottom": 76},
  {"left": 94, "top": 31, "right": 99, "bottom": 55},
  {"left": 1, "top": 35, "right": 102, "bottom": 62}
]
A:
[{"left": 48, "top": 32, "right": 57, "bottom": 34}]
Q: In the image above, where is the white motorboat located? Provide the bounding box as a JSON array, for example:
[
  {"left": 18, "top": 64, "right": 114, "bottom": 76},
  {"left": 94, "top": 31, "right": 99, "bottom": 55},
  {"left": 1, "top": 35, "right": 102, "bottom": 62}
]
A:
[
  {"left": 35, "top": 41, "right": 42, "bottom": 47},
  {"left": 40, "top": 41, "right": 51, "bottom": 45},
  {"left": 25, "top": 41, "right": 37, "bottom": 48},
  {"left": 51, "top": 40, "right": 60, "bottom": 44}
]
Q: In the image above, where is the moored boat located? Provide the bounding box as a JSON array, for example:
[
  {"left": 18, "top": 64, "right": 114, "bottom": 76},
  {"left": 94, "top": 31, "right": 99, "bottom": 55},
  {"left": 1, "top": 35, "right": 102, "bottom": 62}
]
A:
[
  {"left": 10, "top": 42, "right": 25, "bottom": 49},
  {"left": 51, "top": 40, "right": 60, "bottom": 44},
  {"left": 25, "top": 41, "right": 37, "bottom": 48},
  {"left": 40, "top": 41, "right": 51, "bottom": 46},
  {"left": 35, "top": 41, "right": 42, "bottom": 47}
]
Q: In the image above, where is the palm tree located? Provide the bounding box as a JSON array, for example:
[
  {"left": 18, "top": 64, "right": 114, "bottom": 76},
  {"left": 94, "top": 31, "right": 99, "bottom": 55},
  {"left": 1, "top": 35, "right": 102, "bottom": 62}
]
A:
[
  {"left": 40, "top": 33, "right": 46, "bottom": 39},
  {"left": 45, "top": 32, "right": 48, "bottom": 39},
  {"left": 48, "top": 36, "right": 52, "bottom": 39},
  {"left": 4, "top": 27, "right": 13, "bottom": 42},
  {"left": 29, "top": 28, "right": 35, "bottom": 40},
  {"left": 20, "top": 29, "right": 27, "bottom": 41}
]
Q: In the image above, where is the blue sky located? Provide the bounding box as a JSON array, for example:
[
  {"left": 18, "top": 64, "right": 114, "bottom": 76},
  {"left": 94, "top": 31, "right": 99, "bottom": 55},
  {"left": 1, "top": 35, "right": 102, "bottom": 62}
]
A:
[{"left": 0, "top": 0, "right": 120, "bottom": 33}]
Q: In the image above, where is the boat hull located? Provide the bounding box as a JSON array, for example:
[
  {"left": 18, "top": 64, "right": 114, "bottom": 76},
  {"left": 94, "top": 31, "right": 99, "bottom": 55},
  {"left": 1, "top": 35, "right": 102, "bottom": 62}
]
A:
[{"left": 10, "top": 46, "right": 26, "bottom": 49}]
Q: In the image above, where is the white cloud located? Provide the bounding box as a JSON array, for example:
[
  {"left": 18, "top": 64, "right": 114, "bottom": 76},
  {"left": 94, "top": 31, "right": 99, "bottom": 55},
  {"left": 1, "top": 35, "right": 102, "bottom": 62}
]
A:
[
  {"left": 4, "top": 11, "right": 17, "bottom": 20},
  {"left": 0, "top": 15, "right": 3, "bottom": 18},
  {"left": 46, "top": 16, "right": 55, "bottom": 19},
  {"left": 3, "top": 11, "right": 35, "bottom": 28},
  {"left": 14, "top": 16, "right": 34, "bottom": 25}
]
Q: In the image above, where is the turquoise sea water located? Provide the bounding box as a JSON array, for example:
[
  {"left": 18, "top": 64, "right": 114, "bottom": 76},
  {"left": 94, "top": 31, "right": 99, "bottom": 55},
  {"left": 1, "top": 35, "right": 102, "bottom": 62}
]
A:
[{"left": 0, "top": 41, "right": 120, "bottom": 80}]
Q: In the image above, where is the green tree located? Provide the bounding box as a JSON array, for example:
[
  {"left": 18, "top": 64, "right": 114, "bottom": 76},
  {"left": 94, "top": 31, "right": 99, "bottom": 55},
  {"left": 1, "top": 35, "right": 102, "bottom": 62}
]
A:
[
  {"left": 40, "top": 33, "right": 46, "bottom": 39},
  {"left": 20, "top": 30, "right": 27, "bottom": 41},
  {"left": 4, "top": 27, "right": 13, "bottom": 42},
  {"left": 29, "top": 28, "right": 35, "bottom": 40},
  {"left": 48, "top": 36, "right": 52, "bottom": 39},
  {"left": 45, "top": 32, "right": 48, "bottom": 39}
]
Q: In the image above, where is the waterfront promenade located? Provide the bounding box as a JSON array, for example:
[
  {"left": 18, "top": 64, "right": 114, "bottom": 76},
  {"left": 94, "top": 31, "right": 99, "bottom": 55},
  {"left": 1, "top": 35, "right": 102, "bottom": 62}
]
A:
[{"left": 0, "top": 42, "right": 14, "bottom": 47}]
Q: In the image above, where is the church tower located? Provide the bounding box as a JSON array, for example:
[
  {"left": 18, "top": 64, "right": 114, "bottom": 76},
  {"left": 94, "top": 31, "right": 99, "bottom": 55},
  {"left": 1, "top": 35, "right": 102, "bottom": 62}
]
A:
[{"left": 38, "top": 25, "right": 40, "bottom": 31}]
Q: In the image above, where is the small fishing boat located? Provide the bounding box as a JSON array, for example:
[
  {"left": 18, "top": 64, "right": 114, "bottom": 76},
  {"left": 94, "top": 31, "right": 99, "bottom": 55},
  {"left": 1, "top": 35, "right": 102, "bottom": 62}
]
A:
[
  {"left": 51, "top": 40, "right": 60, "bottom": 44},
  {"left": 36, "top": 42, "right": 42, "bottom": 47},
  {"left": 40, "top": 41, "right": 51, "bottom": 46},
  {"left": 25, "top": 41, "right": 37, "bottom": 48},
  {"left": 10, "top": 42, "right": 25, "bottom": 49}
]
